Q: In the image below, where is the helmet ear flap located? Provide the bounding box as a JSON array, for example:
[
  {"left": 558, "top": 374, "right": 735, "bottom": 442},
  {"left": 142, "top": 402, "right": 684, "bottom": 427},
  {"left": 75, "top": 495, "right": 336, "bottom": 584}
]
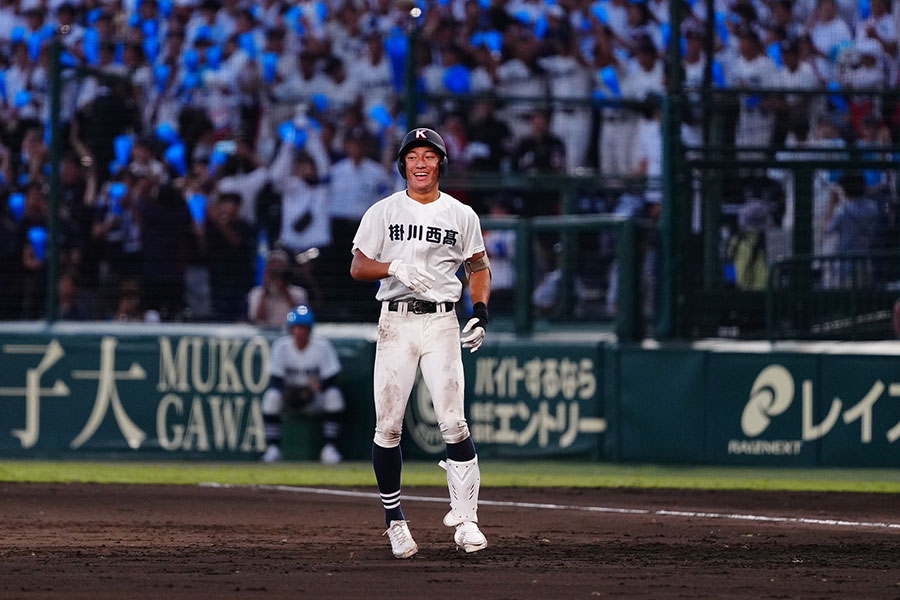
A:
[
  {"left": 397, "top": 155, "right": 407, "bottom": 179},
  {"left": 439, "top": 155, "right": 447, "bottom": 178}
]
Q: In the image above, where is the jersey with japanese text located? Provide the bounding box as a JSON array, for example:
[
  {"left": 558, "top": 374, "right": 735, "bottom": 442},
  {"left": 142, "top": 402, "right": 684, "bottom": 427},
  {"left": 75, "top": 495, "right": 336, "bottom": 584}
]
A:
[{"left": 352, "top": 190, "right": 486, "bottom": 302}]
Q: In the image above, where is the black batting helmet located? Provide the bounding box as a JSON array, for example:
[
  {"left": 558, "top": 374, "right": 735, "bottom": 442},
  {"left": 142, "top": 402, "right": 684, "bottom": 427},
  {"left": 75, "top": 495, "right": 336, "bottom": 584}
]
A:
[{"left": 396, "top": 127, "right": 448, "bottom": 179}]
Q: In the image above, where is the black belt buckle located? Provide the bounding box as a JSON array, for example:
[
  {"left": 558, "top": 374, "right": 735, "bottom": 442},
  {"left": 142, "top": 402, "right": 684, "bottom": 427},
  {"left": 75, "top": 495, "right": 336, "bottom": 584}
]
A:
[{"left": 410, "top": 300, "right": 435, "bottom": 314}]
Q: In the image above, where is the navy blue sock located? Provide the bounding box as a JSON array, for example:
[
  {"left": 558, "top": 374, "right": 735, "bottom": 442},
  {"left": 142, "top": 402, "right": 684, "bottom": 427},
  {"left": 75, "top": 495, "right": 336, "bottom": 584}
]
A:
[
  {"left": 263, "top": 413, "right": 281, "bottom": 448},
  {"left": 372, "top": 443, "right": 405, "bottom": 526},
  {"left": 446, "top": 436, "right": 476, "bottom": 462}
]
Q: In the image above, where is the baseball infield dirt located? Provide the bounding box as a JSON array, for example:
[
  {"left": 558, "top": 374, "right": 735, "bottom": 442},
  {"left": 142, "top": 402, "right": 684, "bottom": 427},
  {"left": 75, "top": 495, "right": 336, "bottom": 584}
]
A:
[{"left": 0, "top": 482, "right": 897, "bottom": 599}]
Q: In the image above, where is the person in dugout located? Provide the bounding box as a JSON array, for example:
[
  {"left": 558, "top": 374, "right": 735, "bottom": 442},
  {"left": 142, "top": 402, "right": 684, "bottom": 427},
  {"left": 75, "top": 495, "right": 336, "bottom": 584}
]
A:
[{"left": 261, "top": 305, "right": 345, "bottom": 465}]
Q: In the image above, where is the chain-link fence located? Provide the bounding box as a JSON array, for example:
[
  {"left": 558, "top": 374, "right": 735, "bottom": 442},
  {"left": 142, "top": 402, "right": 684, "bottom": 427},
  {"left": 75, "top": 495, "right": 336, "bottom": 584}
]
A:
[
  {"left": 4, "top": 0, "right": 900, "bottom": 342},
  {"left": 678, "top": 88, "right": 900, "bottom": 339}
]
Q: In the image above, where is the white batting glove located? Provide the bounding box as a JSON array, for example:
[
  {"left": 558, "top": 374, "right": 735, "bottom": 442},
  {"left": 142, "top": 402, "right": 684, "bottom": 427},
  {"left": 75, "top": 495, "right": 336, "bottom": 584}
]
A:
[
  {"left": 388, "top": 260, "right": 436, "bottom": 294},
  {"left": 460, "top": 302, "right": 488, "bottom": 353}
]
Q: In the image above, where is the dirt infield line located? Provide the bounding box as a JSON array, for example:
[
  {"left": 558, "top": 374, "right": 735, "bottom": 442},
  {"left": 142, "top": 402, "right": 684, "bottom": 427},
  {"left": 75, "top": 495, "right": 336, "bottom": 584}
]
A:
[{"left": 200, "top": 482, "right": 900, "bottom": 531}]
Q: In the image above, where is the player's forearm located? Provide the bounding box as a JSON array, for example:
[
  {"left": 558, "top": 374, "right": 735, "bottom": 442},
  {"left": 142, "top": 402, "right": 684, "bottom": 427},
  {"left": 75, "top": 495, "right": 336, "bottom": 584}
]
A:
[
  {"left": 350, "top": 250, "right": 391, "bottom": 282},
  {"left": 469, "top": 268, "right": 491, "bottom": 306}
]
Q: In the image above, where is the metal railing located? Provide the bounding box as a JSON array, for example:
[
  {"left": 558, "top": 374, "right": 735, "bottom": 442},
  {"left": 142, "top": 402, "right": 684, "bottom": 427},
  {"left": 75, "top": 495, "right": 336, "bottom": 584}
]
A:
[
  {"left": 479, "top": 214, "right": 640, "bottom": 340},
  {"left": 767, "top": 250, "right": 900, "bottom": 340}
]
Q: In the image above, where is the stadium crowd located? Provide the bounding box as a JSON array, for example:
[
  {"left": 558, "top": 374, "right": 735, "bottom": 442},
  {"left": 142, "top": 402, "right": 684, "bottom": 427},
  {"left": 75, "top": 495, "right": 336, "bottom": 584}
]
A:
[{"left": 0, "top": 0, "right": 898, "bottom": 322}]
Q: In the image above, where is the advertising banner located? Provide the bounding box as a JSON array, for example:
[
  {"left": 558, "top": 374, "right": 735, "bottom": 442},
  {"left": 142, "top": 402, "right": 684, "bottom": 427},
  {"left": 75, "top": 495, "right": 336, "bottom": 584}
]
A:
[
  {"left": 818, "top": 355, "right": 900, "bottom": 466},
  {"left": 0, "top": 329, "right": 375, "bottom": 460},
  {"left": 705, "top": 354, "right": 819, "bottom": 466},
  {"left": 402, "top": 341, "right": 606, "bottom": 459}
]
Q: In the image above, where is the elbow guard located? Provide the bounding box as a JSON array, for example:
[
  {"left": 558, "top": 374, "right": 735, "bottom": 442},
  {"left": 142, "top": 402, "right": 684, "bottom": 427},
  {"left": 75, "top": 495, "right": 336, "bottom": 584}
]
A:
[{"left": 464, "top": 255, "right": 491, "bottom": 278}]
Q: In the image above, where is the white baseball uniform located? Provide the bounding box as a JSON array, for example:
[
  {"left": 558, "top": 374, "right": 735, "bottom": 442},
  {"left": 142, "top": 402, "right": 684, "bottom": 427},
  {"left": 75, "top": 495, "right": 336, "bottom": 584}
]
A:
[
  {"left": 265, "top": 334, "right": 343, "bottom": 415},
  {"left": 352, "top": 190, "right": 485, "bottom": 448}
]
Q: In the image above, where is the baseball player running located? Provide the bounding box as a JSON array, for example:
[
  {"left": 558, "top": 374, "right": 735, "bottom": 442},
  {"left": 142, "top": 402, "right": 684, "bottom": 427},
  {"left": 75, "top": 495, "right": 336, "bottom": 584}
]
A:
[
  {"left": 350, "top": 127, "right": 491, "bottom": 558},
  {"left": 261, "top": 305, "right": 345, "bottom": 465}
]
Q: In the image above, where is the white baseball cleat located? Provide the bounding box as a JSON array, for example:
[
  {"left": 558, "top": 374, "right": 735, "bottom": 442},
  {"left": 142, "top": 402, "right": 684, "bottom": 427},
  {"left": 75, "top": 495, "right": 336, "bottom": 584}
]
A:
[
  {"left": 261, "top": 445, "right": 282, "bottom": 463},
  {"left": 384, "top": 520, "right": 418, "bottom": 559},
  {"left": 453, "top": 521, "right": 487, "bottom": 553},
  {"left": 319, "top": 443, "right": 343, "bottom": 465}
]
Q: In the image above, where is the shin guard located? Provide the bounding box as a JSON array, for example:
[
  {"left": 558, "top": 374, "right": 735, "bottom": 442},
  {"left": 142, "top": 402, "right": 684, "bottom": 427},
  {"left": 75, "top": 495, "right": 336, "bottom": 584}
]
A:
[{"left": 439, "top": 455, "right": 481, "bottom": 526}]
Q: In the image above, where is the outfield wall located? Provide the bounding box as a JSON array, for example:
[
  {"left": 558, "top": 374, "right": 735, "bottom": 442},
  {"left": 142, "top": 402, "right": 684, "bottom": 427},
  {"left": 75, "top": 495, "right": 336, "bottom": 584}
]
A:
[{"left": 0, "top": 323, "right": 898, "bottom": 466}]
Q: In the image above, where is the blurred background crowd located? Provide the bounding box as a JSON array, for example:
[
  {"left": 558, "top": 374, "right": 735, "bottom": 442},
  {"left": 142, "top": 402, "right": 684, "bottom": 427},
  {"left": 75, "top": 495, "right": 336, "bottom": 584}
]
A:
[{"left": 0, "top": 0, "right": 898, "bottom": 325}]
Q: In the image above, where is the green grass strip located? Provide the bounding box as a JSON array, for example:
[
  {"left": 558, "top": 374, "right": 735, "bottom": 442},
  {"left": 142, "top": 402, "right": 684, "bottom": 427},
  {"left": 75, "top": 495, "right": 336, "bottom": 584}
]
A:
[{"left": 1, "top": 460, "right": 900, "bottom": 493}]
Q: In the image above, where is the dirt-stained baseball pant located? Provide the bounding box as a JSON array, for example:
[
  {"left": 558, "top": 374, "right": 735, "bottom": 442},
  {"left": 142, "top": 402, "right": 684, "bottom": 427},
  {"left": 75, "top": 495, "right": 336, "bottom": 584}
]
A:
[{"left": 372, "top": 304, "right": 469, "bottom": 449}]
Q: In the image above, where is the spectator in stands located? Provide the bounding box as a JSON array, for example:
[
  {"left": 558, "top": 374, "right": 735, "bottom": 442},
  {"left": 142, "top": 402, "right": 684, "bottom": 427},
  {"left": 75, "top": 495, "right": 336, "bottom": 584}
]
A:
[
  {"left": 439, "top": 112, "right": 469, "bottom": 169},
  {"left": 512, "top": 109, "right": 566, "bottom": 175},
  {"left": 771, "top": 0, "right": 803, "bottom": 41},
  {"left": 826, "top": 171, "right": 882, "bottom": 288},
  {"left": 841, "top": 40, "right": 887, "bottom": 125},
  {"left": 329, "top": 2, "right": 366, "bottom": 66},
  {"left": 728, "top": 200, "right": 771, "bottom": 291},
  {"left": 318, "top": 119, "right": 347, "bottom": 165},
  {"left": 632, "top": 102, "right": 663, "bottom": 214},
  {"left": 600, "top": 0, "right": 631, "bottom": 42},
  {"left": 58, "top": 269, "right": 91, "bottom": 321},
  {"left": 140, "top": 183, "right": 194, "bottom": 320},
  {"left": 122, "top": 43, "right": 155, "bottom": 125},
  {"left": 770, "top": 39, "right": 818, "bottom": 146},
  {"left": 325, "top": 125, "right": 394, "bottom": 319},
  {"left": 682, "top": 25, "right": 708, "bottom": 92},
  {"left": 113, "top": 279, "right": 161, "bottom": 323},
  {"left": 214, "top": 137, "right": 269, "bottom": 226},
  {"left": 247, "top": 249, "right": 308, "bottom": 327},
  {"left": 187, "top": 0, "right": 227, "bottom": 47},
  {"left": 539, "top": 23, "right": 592, "bottom": 172},
  {"left": 624, "top": 34, "right": 665, "bottom": 106},
  {"left": 594, "top": 25, "right": 635, "bottom": 175},
  {"left": 276, "top": 49, "right": 329, "bottom": 106},
  {"left": 17, "top": 181, "right": 51, "bottom": 319},
  {"left": 269, "top": 145, "right": 331, "bottom": 256},
  {"left": 604, "top": 34, "right": 664, "bottom": 173},
  {"left": 808, "top": 0, "right": 851, "bottom": 62},
  {"left": 268, "top": 145, "right": 330, "bottom": 309},
  {"left": 16, "top": 125, "right": 49, "bottom": 187},
  {"left": 496, "top": 28, "right": 546, "bottom": 143},
  {"left": 729, "top": 28, "right": 776, "bottom": 149},
  {"left": 464, "top": 98, "right": 513, "bottom": 172},
  {"left": 802, "top": 114, "right": 850, "bottom": 259},
  {"left": 353, "top": 30, "right": 395, "bottom": 115},
  {"left": 90, "top": 172, "right": 139, "bottom": 317},
  {"left": 797, "top": 31, "right": 834, "bottom": 85},
  {"left": 854, "top": 0, "right": 898, "bottom": 67},
  {"left": 621, "top": 0, "right": 661, "bottom": 52},
  {"left": 129, "top": 136, "right": 169, "bottom": 187},
  {"left": 322, "top": 55, "right": 360, "bottom": 116},
  {"left": 855, "top": 114, "right": 893, "bottom": 197},
  {"left": 55, "top": 4, "right": 85, "bottom": 55},
  {"left": 4, "top": 43, "right": 33, "bottom": 121},
  {"left": 469, "top": 42, "right": 501, "bottom": 94},
  {"left": 203, "top": 191, "right": 255, "bottom": 322}
]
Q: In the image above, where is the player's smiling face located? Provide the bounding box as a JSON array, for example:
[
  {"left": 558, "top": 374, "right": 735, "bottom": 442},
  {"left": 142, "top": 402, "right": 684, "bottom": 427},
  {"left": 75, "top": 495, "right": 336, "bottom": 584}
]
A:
[{"left": 404, "top": 146, "right": 441, "bottom": 195}]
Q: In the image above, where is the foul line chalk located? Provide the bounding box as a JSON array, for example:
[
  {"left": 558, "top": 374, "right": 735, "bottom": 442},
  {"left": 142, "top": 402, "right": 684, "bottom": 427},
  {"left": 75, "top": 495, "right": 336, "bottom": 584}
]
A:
[{"left": 199, "top": 483, "right": 900, "bottom": 531}]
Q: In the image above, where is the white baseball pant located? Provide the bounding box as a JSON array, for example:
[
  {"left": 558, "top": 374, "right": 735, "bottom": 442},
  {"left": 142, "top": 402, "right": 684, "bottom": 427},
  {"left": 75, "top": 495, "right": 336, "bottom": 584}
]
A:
[{"left": 372, "top": 303, "right": 469, "bottom": 449}]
